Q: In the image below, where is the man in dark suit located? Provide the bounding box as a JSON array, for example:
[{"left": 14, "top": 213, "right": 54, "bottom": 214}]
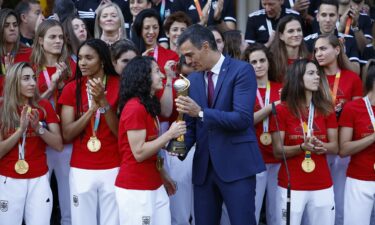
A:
[{"left": 175, "top": 24, "right": 266, "bottom": 225}]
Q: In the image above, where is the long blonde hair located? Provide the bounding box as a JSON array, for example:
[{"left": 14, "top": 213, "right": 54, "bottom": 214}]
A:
[
  {"left": 94, "top": 3, "right": 126, "bottom": 39},
  {"left": 30, "top": 19, "right": 72, "bottom": 78},
  {"left": 0, "top": 62, "right": 43, "bottom": 136}
]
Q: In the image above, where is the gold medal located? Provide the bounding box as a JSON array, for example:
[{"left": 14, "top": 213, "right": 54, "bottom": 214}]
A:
[
  {"left": 260, "top": 132, "right": 272, "bottom": 145},
  {"left": 15, "top": 159, "right": 29, "bottom": 174},
  {"left": 156, "top": 156, "right": 164, "bottom": 171},
  {"left": 301, "top": 158, "right": 315, "bottom": 173},
  {"left": 87, "top": 136, "right": 101, "bottom": 152}
]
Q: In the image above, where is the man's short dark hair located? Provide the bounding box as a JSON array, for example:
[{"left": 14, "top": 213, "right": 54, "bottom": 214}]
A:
[
  {"left": 15, "top": 0, "right": 40, "bottom": 17},
  {"left": 319, "top": 0, "right": 339, "bottom": 12},
  {"left": 177, "top": 24, "right": 218, "bottom": 51}
]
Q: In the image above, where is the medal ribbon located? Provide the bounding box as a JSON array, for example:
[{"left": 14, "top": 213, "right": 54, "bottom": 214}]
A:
[
  {"left": 300, "top": 103, "right": 315, "bottom": 158},
  {"left": 153, "top": 45, "right": 159, "bottom": 62},
  {"left": 331, "top": 70, "right": 341, "bottom": 103},
  {"left": 160, "top": 0, "right": 166, "bottom": 20},
  {"left": 87, "top": 75, "right": 108, "bottom": 138},
  {"left": 71, "top": 54, "right": 77, "bottom": 63},
  {"left": 256, "top": 81, "right": 271, "bottom": 133},
  {"left": 363, "top": 96, "right": 375, "bottom": 131},
  {"left": 18, "top": 129, "right": 27, "bottom": 161},
  {"left": 194, "top": 0, "right": 203, "bottom": 18},
  {"left": 42, "top": 67, "right": 58, "bottom": 110}
]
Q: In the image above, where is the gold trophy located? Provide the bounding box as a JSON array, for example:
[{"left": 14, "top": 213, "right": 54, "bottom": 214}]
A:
[{"left": 166, "top": 74, "right": 190, "bottom": 156}]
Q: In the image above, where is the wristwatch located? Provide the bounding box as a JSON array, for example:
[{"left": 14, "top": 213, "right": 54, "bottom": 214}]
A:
[
  {"left": 198, "top": 111, "right": 204, "bottom": 119},
  {"left": 99, "top": 104, "right": 111, "bottom": 114},
  {"left": 36, "top": 121, "right": 45, "bottom": 135}
]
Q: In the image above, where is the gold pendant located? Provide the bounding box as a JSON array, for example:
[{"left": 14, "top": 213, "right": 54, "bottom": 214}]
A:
[
  {"left": 15, "top": 159, "right": 29, "bottom": 174},
  {"left": 87, "top": 136, "right": 101, "bottom": 152},
  {"left": 260, "top": 132, "right": 272, "bottom": 146},
  {"left": 301, "top": 158, "right": 316, "bottom": 173},
  {"left": 156, "top": 156, "right": 164, "bottom": 171}
]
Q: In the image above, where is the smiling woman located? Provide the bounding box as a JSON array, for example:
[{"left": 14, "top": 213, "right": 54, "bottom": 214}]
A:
[
  {"left": 94, "top": 2, "right": 126, "bottom": 46},
  {"left": 269, "top": 15, "right": 310, "bottom": 83},
  {"left": 163, "top": 11, "right": 192, "bottom": 53},
  {"left": 58, "top": 39, "right": 120, "bottom": 225}
]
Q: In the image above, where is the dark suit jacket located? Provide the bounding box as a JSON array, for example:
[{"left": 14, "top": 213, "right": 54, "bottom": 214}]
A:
[{"left": 184, "top": 57, "right": 266, "bottom": 185}]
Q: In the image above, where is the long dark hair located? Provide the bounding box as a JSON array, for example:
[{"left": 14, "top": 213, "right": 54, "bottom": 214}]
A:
[
  {"left": 132, "top": 8, "right": 162, "bottom": 53},
  {"left": 281, "top": 59, "right": 333, "bottom": 117},
  {"left": 313, "top": 34, "right": 355, "bottom": 72},
  {"left": 242, "top": 43, "right": 277, "bottom": 82},
  {"left": 269, "top": 15, "right": 309, "bottom": 82},
  {"left": 75, "top": 39, "right": 117, "bottom": 117},
  {"left": 223, "top": 30, "right": 243, "bottom": 59},
  {"left": 119, "top": 56, "right": 160, "bottom": 117},
  {"left": 62, "top": 15, "right": 90, "bottom": 56},
  {"left": 0, "top": 9, "right": 20, "bottom": 72}
]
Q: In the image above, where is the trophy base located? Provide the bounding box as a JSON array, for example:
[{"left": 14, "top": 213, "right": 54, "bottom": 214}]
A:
[{"left": 166, "top": 139, "right": 187, "bottom": 156}]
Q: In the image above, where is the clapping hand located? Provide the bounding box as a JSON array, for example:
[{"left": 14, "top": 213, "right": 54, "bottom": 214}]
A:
[
  {"left": 87, "top": 77, "right": 107, "bottom": 106},
  {"left": 28, "top": 109, "right": 40, "bottom": 131},
  {"left": 4, "top": 52, "right": 15, "bottom": 73},
  {"left": 213, "top": 0, "right": 224, "bottom": 22},
  {"left": 19, "top": 106, "right": 30, "bottom": 133}
]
